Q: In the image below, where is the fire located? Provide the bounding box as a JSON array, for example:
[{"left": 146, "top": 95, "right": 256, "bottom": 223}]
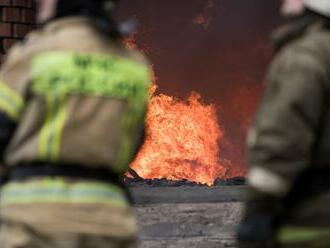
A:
[
  {"left": 130, "top": 85, "right": 229, "bottom": 186},
  {"left": 124, "top": 23, "right": 232, "bottom": 186}
]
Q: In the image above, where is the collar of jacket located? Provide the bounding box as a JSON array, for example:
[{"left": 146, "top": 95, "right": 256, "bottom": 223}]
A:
[
  {"left": 271, "top": 14, "right": 326, "bottom": 51},
  {"left": 42, "top": 16, "right": 93, "bottom": 34}
]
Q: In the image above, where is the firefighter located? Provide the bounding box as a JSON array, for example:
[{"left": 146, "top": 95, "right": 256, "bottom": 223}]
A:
[
  {"left": 0, "top": 0, "right": 151, "bottom": 247},
  {"left": 237, "top": 0, "right": 330, "bottom": 247}
]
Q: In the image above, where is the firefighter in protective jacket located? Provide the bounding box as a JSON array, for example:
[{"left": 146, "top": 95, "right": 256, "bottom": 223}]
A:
[
  {"left": 238, "top": 0, "right": 330, "bottom": 247},
  {"left": 0, "top": 0, "right": 151, "bottom": 247}
]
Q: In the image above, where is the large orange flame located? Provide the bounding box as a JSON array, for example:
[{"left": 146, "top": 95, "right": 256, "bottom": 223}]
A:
[
  {"left": 131, "top": 85, "right": 229, "bottom": 186},
  {"left": 124, "top": 28, "right": 233, "bottom": 185}
]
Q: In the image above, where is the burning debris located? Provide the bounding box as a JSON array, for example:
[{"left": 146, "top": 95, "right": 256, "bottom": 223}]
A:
[
  {"left": 193, "top": 0, "right": 216, "bottom": 29},
  {"left": 124, "top": 176, "right": 245, "bottom": 188},
  {"left": 123, "top": 32, "right": 138, "bottom": 50}
]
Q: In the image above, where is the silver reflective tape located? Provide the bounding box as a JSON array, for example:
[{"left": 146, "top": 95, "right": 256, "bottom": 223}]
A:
[
  {"left": 247, "top": 167, "right": 289, "bottom": 196},
  {"left": 247, "top": 128, "right": 258, "bottom": 148}
]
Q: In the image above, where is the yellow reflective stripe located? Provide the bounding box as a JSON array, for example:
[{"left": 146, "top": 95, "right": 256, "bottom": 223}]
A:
[
  {"left": 32, "top": 52, "right": 150, "bottom": 99},
  {"left": 279, "top": 226, "right": 330, "bottom": 244},
  {"left": 0, "top": 82, "right": 23, "bottom": 120},
  {"left": 39, "top": 94, "right": 67, "bottom": 162},
  {"left": 0, "top": 177, "right": 128, "bottom": 207},
  {"left": 52, "top": 95, "right": 67, "bottom": 160},
  {"left": 39, "top": 95, "right": 53, "bottom": 159}
]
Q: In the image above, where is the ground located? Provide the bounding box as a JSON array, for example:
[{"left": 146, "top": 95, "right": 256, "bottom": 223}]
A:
[{"left": 131, "top": 186, "right": 246, "bottom": 248}]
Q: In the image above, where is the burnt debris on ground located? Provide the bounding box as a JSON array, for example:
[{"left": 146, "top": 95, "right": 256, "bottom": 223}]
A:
[{"left": 124, "top": 177, "right": 245, "bottom": 187}]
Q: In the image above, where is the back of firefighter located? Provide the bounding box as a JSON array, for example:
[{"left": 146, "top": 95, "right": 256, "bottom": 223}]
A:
[
  {"left": 237, "top": 0, "right": 330, "bottom": 247},
  {"left": 0, "top": 0, "right": 151, "bottom": 247}
]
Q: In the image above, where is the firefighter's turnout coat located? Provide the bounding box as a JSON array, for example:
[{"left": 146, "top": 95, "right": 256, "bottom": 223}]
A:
[
  {"left": 243, "top": 13, "right": 330, "bottom": 246},
  {"left": 0, "top": 17, "right": 151, "bottom": 245}
]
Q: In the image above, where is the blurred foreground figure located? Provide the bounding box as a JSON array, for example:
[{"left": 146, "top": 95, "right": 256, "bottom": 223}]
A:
[
  {"left": 238, "top": 0, "right": 330, "bottom": 247},
  {"left": 0, "top": 0, "right": 151, "bottom": 247}
]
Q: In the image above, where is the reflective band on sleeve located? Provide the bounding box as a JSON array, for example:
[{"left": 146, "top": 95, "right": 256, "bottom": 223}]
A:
[
  {"left": 278, "top": 226, "right": 330, "bottom": 244},
  {"left": 247, "top": 166, "right": 289, "bottom": 196},
  {"left": 247, "top": 128, "right": 258, "bottom": 148},
  {"left": 0, "top": 81, "right": 23, "bottom": 120},
  {"left": 0, "top": 178, "right": 128, "bottom": 208}
]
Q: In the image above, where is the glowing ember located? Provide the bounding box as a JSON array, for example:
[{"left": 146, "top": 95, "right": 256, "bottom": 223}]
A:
[
  {"left": 193, "top": 0, "right": 215, "bottom": 29},
  {"left": 123, "top": 32, "right": 138, "bottom": 50},
  {"left": 131, "top": 86, "right": 229, "bottom": 186},
  {"left": 193, "top": 14, "right": 210, "bottom": 28}
]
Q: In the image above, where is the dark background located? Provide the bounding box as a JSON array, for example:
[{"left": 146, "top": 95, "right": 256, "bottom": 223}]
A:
[{"left": 117, "top": 0, "right": 283, "bottom": 176}]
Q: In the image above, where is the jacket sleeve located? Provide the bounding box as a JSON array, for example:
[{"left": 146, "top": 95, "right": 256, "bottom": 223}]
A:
[
  {"left": 0, "top": 45, "right": 27, "bottom": 162},
  {"left": 246, "top": 46, "right": 329, "bottom": 211}
]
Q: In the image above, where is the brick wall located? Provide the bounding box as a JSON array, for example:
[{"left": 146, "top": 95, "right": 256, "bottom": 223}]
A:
[{"left": 0, "top": 0, "right": 35, "bottom": 63}]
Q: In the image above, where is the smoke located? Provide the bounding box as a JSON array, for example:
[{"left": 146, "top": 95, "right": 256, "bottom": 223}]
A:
[{"left": 117, "top": 0, "right": 282, "bottom": 175}]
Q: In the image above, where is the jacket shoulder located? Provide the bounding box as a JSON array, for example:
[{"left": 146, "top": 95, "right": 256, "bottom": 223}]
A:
[
  {"left": 295, "top": 27, "right": 330, "bottom": 60},
  {"left": 275, "top": 27, "right": 330, "bottom": 71},
  {"left": 1, "top": 29, "right": 42, "bottom": 70},
  {"left": 268, "top": 29, "right": 330, "bottom": 90},
  {"left": 52, "top": 24, "right": 150, "bottom": 68},
  {"left": 3, "top": 20, "right": 150, "bottom": 74}
]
